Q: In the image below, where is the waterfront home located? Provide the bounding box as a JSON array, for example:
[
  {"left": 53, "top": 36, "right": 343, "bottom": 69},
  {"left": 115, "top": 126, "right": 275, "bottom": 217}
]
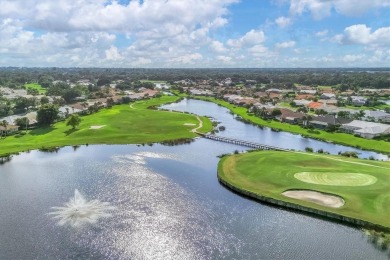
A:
[
  {"left": 309, "top": 115, "right": 352, "bottom": 129},
  {"left": 0, "top": 124, "right": 19, "bottom": 135},
  {"left": 340, "top": 120, "right": 390, "bottom": 139},
  {"left": 275, "top": 108, "right": 305, "bottom": 124}
]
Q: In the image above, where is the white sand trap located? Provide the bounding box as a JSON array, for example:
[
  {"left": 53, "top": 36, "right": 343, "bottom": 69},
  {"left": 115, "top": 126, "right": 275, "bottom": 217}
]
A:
[
  {"left": 282, "top": 190, "right": 345, "bottom": 208},
  {"left": 294, "top": 172, "right": 377, "bottom": 186},
  {"left": 184, "top": 123, "right": 196, "bottom": 126},
  {"left": 89, "top": 125, "right": 106, "bottom": 129}
]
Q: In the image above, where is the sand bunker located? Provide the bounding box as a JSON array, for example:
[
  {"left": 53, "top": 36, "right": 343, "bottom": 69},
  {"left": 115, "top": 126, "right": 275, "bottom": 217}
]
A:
[
  {"left": 184, "top": 123, "right": 196, "bottom": 126},
  {"left": 89, "top": 125, "right": 106, "bottom": 129},
  {"left": 282, "top": 190, "right": 345, "bottom": 208},
  {"left": 294, "top": 172, "right": 377, "bottom": 186}
]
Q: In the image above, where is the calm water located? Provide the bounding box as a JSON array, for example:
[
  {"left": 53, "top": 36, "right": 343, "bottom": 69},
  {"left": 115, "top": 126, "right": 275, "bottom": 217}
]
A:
[
  {"left": 162, "top": 98, "right": 389, "bottom": 161},
  {"left": 0, "top": 99, "right": 389, "bottom": 259}
]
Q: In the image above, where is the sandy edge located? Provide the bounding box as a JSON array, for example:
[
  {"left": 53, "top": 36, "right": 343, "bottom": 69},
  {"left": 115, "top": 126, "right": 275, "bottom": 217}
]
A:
[
  {"left": 89, "top": 125, "right": 106, "bottom": 129},
  {"left": 282, "top": 190, "right": 345, "bottom": 208}
]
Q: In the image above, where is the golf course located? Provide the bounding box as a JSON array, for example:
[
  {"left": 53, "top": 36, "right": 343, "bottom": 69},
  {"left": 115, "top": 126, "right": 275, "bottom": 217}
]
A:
[
  {"left": 0, "top": 96, "right": 212, "bottom": 156},
  {"left": 218, "top": 151, "right": 390, "bottom": 229}
]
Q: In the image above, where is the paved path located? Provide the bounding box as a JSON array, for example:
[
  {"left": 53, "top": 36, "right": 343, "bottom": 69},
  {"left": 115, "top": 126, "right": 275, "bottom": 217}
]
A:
[{"left": 192, "top": 116, "right": 203, "bottom": 133}]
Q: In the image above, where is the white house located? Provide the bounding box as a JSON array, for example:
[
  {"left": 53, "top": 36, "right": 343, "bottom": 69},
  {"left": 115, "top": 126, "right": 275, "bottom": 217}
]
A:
[{"left": 341, "top": 120, "right": 390, "bottom": 139}]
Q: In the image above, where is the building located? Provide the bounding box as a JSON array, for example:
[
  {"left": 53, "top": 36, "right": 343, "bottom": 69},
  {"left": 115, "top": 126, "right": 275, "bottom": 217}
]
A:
[
  {"left": 340, "top": 120, "right": 390, "bottom": 139},
  {"left": 363, "top": 110, "right": 390, "bottom": 123}
]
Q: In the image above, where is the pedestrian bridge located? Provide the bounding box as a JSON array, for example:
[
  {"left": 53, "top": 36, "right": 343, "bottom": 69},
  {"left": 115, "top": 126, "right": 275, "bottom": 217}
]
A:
[{"left": 196, "top": 133, "right": 289, "bottom": 151}]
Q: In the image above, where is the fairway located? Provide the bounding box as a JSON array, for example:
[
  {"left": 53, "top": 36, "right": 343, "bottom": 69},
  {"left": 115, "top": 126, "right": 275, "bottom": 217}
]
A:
[
  {"left": 0, "top": 96, "right": 212, "bottom": 156},
  {"left": 25, "top": 83, "right": 47, "bottom": 94},
  {"left": 218, "top": 151, "right": 390, "bottom": 229},
  {"left": 294, "top": 172, "right": 377, "bottom": 186}
]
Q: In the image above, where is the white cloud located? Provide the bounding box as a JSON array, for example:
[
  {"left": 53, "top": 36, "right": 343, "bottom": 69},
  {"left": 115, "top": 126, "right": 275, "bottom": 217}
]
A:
[
  {"left": 105, "top": 46, "right": 123, "bottom": 61},
  {"left": 210, "top": 40, "right": 228, "bottom": 53},
  {"left": 342, "top": 54, "right": 365, "bottom": 63},
  {"left": 216, "top": 55, "right": 233, "bottom": 63},
  {"left": 275, "top": 41, "right": 296, "bottom": 48},
  {"left": 275, "top": 16, "right": 291, "bottom": 28},
  {"left": 315, "top": 30, "right": 328, "bottom": 37},
  {"left": 170, "top": 53, "right": 203, "bottom": 64},
  {"left": 335, "top": 24, "right": 390, "bottom": 47},
  {"left": 288, "top": 0, "right": 389, "bottom": 19},
  {"left": 0, "top": 0, "right": 240, "bottom": 67},
  {"left": 227, "top": 29, "right": 266, "bottom": 48}
]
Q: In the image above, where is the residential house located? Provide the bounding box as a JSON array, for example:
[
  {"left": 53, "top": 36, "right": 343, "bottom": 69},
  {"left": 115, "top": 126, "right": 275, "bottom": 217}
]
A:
[
  {"left": 0, "top": 125, "right": 19, "bottom": 135},
  {"left": 275, "top": 108, "right": 305, "bottom": 124},
  {"left": 320, "top": 93, "right": 336, "bottom": 99},
  {"left": 363, "top": 110, "right": 390, "bottom": 123},
  {"left": 309, "top": 115, "right": 352, "bottom": 129},
  {"left": 351, "top": 96, "right": 367, "bottom": 106},
  {"left": 340, "top": 120, "right": 390, "bottom": 139}
]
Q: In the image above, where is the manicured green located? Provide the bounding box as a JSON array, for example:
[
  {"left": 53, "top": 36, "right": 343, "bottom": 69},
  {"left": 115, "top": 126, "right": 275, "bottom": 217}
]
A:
[
  {"left": 25, "top": 83, "right": 47, "bottom": 94},
  {"left": 193, "top": 96, "right": 390, "bottom": 154},
  {"left": 218, "top": 151, "right": 390, "bottom": 228},
  {"left": 0, "top": 96, "right": 212, "bottom": 156}
]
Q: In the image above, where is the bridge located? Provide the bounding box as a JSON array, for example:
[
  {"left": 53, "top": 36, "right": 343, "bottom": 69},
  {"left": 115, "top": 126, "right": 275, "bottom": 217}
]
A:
[{"left": 196, "top": 133, "right": 289, "bottom": 151}]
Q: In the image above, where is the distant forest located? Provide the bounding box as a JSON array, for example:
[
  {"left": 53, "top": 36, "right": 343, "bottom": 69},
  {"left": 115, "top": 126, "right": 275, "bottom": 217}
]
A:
[{"left": 0, "top": 67, "right": 389, "bottom": 89}]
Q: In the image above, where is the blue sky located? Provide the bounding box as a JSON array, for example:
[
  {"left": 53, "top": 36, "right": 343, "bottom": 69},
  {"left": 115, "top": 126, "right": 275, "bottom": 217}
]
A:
[{"left": 0, "top": 0, "right": 389, "bottom": 67}]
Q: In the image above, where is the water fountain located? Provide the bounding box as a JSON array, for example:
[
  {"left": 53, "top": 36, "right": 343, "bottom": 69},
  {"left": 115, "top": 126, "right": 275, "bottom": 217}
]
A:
[{"left": 49, "top": 189, "right": 116, "bottom": 228}]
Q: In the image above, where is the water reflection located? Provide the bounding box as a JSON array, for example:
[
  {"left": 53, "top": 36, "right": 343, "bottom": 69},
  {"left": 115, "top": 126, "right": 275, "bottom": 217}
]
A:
[{"left": 162, "top": 98, "right": 389, "bottom": 161}]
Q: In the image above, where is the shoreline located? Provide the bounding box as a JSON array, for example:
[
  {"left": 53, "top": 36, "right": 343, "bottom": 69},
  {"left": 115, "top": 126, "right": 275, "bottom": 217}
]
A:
[
  {"left": 0, "top": 96, "right": 212, "bottom": 157},
  {"left": 217, "top": 172, "right": 390, "bottom": 232},
  {"left": 187, "top": 95, "right": 390, "bottom": 155}
]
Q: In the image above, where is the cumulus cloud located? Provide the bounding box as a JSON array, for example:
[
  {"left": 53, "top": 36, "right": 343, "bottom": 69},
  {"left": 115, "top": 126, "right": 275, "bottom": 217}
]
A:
[
  {"left": 334, "top": 24, "right": 390, "bottom": 47},
  {"left": 227, "top": 29, "right": 266, "bottom": 48},
  {"left": 216, "top": 55, "right": 233, "bottom": 64},
  {"left": 342, "top": 54, "right": 365, "bottom": 63},
  {"left": 275, "top": 40, "right": 296, "bottom": 48},
  {"left": 288, "top": 0, "right": 389, "bottom": 19},
  {"left": 275, "top": 16, "right": 291, "bottom": 28},
  {"left": 210, "top": 40, "right": 228, "bottom": 53},
  {"left": 0, "top": 0, "right": 239, "bottom": 67}
]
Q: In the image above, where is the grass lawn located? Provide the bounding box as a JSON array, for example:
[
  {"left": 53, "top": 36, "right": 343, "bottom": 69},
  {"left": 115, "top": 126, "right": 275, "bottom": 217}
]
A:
[
  {"left": 0, "top": 96, "right": 212, "bottom": 156},
  {"left": 25, "top": 83, "right": 47, "bottom": 94},
  {"left": 193, "top": 96, "right": 390, "bottom": 154},
  {"left": 218, "top": 151, "right": 390, "bottom": 229}
]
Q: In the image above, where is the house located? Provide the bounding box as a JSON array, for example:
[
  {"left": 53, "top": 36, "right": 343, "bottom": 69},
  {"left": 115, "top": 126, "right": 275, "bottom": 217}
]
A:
[
  {"left": 266, "top": 88, "right": 282, "bottom": 93},
  {"left": 307, "top": 102, "right": 323, "bottom": 110},
  {"left": 293, "top": 99, "right": 311, "bottom": 106},
  {"left": 363, "top": 110, "right": 390, "bottom": 123},
  {"left": 309, "top": 115, "right": 352, "bottom": 129},
  {"left": 340, "top": 120, "right": 390, "bottom": 139},
  {"left": 300, "top": 89, "right": 317, "bottom": 95},
  {"left": 351, "top": 96, "right": 367, "bottom": 106},
  {"left": 320, "top": 93, "right": 336, "bottom": 99},
  {"left": 0, "top": 124, "right": 19, "bottom": 135},
  {"left": 275, "top": 108, "right": 305, "bottom": 124},
  {"left": 295, "top": 94, "right": 315, "bottom": 100}
]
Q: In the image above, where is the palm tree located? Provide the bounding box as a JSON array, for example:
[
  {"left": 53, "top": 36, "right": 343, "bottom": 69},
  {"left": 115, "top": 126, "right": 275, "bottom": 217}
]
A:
[{"left": 1, "top": 120, "right": 8, "bottom": 138}]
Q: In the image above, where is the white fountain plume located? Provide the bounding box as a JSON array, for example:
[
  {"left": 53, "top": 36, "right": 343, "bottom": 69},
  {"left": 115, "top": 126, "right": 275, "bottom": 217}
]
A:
[{"left": 49, "top": 189, "right": 116, "bottom": 228}]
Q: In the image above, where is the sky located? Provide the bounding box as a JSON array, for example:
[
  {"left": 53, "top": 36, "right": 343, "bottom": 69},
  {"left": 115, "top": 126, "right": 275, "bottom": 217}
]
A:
[{"left": 0, "top": 0, "right": 389, "bottom": 68}]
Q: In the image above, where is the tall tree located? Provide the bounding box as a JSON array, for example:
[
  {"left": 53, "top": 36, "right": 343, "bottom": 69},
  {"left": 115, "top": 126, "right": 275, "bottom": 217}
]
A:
[
  {"left": 66, "top": 114, "right": 82, "bottom": 130},
  {"left": 37, "top": 104, "right": 59, "bottom": 125}
]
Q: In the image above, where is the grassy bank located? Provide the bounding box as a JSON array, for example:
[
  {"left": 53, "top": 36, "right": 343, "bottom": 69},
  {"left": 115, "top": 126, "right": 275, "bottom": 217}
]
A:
[
  {"left": 0, "top": 96, "right": 212, "bottom": 156},
  {"left": 218, "top": 151, "right": 390, "bottom": 229},
  {"left": 193, "top": 96, "right": 390, "bottom": 154}
]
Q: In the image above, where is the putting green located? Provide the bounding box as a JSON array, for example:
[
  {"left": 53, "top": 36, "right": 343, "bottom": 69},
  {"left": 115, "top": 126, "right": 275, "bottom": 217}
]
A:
[{"left": 294, "top": 172, "right": 377, "bottom": 186}]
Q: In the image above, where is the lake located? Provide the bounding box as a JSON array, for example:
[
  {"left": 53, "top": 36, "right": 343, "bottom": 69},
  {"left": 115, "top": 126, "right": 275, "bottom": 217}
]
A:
[{"left": 0, "top": 99, "right": 388, "bottom": 259}]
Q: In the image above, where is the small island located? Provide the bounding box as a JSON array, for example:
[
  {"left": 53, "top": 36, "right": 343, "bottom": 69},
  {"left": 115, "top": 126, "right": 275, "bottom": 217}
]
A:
[{"left": 218, "top": 150, "right": 390, "bottom": 230}]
